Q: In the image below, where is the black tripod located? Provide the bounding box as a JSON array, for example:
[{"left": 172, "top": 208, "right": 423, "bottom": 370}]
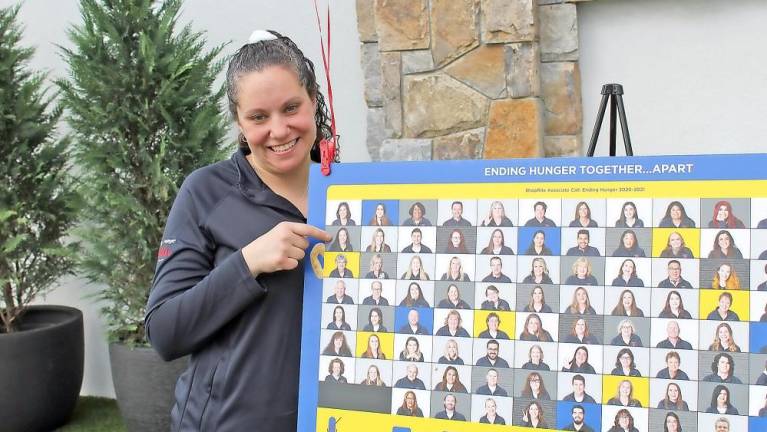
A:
[{"left": 586, "top": 83, "right": 634, "bottom": 156}]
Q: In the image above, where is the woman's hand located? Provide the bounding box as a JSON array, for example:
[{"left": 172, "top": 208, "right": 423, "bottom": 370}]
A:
[{"left": 242, "top": 222, "right": 331, "bottom": 277}]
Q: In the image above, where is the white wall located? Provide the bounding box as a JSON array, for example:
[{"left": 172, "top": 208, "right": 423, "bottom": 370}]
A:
[
  {"left": 579, "top": 0, "right": 767, "bottom": 156},
  {"left": 2, "top": 0, "right": 367, "bottom": 397}
]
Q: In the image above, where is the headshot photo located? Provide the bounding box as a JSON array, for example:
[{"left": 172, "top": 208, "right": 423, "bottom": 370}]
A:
[
  {"left": 397, "top": 226, "right": 435, "bottom": 254},
  {"left": 520, "top": 199, "right": 560, "bottom": 227},
  {"left": 654, "top": 258, "right": 697, "bottom": 289},
  {"left": 563, "top": 228, "right": 604, "bottom": 257},
  {"left": 519, "top": 256, "right": 559, "bottom": 285},
  {"left": 362, "top": 200, "right": 398, "bottom": 226},
  {"left": 704, "top": 199, "right": 748, "bottom": 229},
  {"left": 607, "top": 198, "right": 651, "bottom": 229},
  {"left": 656, "top": 199, "right": 698, "bottom": 228},
  {"left": 655, "top": 229, "right": 697, "bottom": 259},
  {"left": 475, "top": 311, "right": 512, "bottom": 340},
  {"left": 517, "top": 284, "right": 557, "bottom": 314},
  {"left": 400, "top": 200, "right": 435, "bottom": 227},
  {"left": 565, "top": 200, "right": 605, "bottom": 228},
  {"left": 478, "top": 199, "right": 517, "bottom": 227},
  {"left": 477, "top": 283, "right": 514, "bottom": 312},
  {"left": 437, "top": 227, "right": 476, "bottom": 255},
  {"left": 326, "top": 226, "right": 358, "bottom": 252},
  {"left": 438, "top": 199, "right": 476, "bottom": 227},
  {"left": 326, "top": 200, "right": 360, "bottom": 227},
  {"left": 518, "top": 227, "right": 559, "bottom": 256},
  {"left": 477, "top": 227, "right": 516, "bottom": 255},
  {"left": 362, "top": 226, "right": 394, "bottom": 253},
  {"left": 561, "top": 286, "right": 602, "bottom": 315},
  {"left": 435, "top": 281, "right": 472, "bottom": 309}
]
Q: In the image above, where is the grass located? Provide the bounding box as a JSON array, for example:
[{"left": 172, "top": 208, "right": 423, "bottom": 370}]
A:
[{"left": 57, "top": 396, "right": 126, "bottom": 432}]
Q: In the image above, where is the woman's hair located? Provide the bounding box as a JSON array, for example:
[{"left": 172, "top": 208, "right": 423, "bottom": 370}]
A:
[
  {"left": 369, "top": 203, "right": 391, "bottom": 226},
  {"left": 368, "top": 228, "right": 387, "bottom": 252},
  {"left": 617, "top": 319, "right": 635, "bottom": 334},
  {"left": 521, "top": 313, "right": 551, "bottom": 341},
  {"left": 571, "top": 257, "right": 592, "bottom": 276},
  {"left": 323, "top": 331, "right": 351, "bottom": 356},
  {"left": 574, "top": 201, "right": 592, "bottom": 220},
  {"left": 525, "top": 401, "right": 546, "bottom": 423},
  {"left": 399, "top": 391, "right": 419, "bottom": 413},
  {"left": 661, "top": 290, "right": 687, "bottom": 316},
  {"left": 226, "top": 30, "right": 331, "bottom": 161},
  {"left": 362, "top": 334, "right": 385, "bottom": 359},
  {"left": 400, "top": 336, "right": 422, "bottom": 359},
  {"left": 663, "top": 384, "right": 685, "bottom": 409},
  {"left": 570, "top": 318, "right": 591, "bottom": 338},
  {"left": 445, "top": 256, "right": 468, "bottom": 281},
  {"left": 443, "top": 339, "right": 459, "bottom": 360},
  {"left": 528, "top": 286, "right": 547, "bottom": 310},
  {"left": 436, "top": 366, "right": 466, "bottom": 392},
  {"left": 368, "top": 307, "right": 384, "bottom": 326},
  {"left": 443, "top": 310, "right": 464, "bottom": 329},
  {"left": 530, "top": 257, "right": 550, "bottom": 276},
  {"left": 521, "top": 372, "right": 549, "bottom": 398},
  {"left": 712, "top": 230, "right": 739, "bottom": 257},
  {"left": 617, "top": 230, "right": 639, "bottom": 250},
  {"left": 611, "top": 289, "right": 640, "bottom": 316},
  {"left": 528, "top": 344, "right": 544, "bottom": 361},
  {"left": 368, "top": 253, "right": 384, "bottom": 271},
  {"left": 327, "top": 357, "right": 345, "bottom": 375},
  {"left": 332, "top": 305, "right": 346, "bottom": 323},
  {"left": 663, "top": 231, "right": 686, "bottom": 251},
  {"left": 568, "top": 346, "right": 589, "bottom": 366},
  {"left": 614, "top": 348, "right": 636, "bottom": 370},
  {"left": 404, "top": 255, "right": 429, "bottom": 280},
  {"left": 335, "top": 202, "right": 350, "bottom": 220},
  {"left": 569, "top": 287, "right": 592, "bottom": 312},
  {"left": 712, "top": 200, "right": 740, "bottom": 228},
  {"left": 709, "top": 384, "right": 732, "bottom": 410},
  {"left": 329, "top": 228, "right": 351, "bottom": 251},
  {"left": 617, "top": 201, "right": 639, "bottom": 225},
  {"left": 483, "top": 229, "right": 506, "bottom": 253},
  {"left": 712, "top": 352, "right": 735, "bottom": 378},
  {"left": 614, "top": 379, "right": 635, "bottom": 400},
  {"left": 402, "top": 282, "right": 425, "bottom": 306},
  {"left": 710, "top": 322, "right": 740, "bottom": 352},
  {"left": 712, "top": 263, "right": 740, "bottom": 289},
  {"left": 615, "top": 259, "right": 637, "bottom": 279},
  {"left": 613, "top": 408, "right": 634, "bottom": 429},
  {"left": 409, "top": 202, "right": 426, "bottom": 217},
  {"left": 664, "top": 411, "right": 682, "bottom": 432},
  {"left": 664, "top": 201, "right": 689, "bottom": 219},
  {"left": 447, "top": 229, "right": 467, "bottom": 253},
  {"left": 362, "top": 364, "right": 384, "bottom": 386}
]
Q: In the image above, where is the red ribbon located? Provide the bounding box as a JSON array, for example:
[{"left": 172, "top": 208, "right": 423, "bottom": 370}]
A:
[{"left": 313, "top": 0, "right": 337, "bottom": 176}]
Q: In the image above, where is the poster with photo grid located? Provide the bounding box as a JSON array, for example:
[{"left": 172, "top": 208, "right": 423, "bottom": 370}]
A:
[{"left": 298, "top": 153, "right": 767, "bottom": 432}]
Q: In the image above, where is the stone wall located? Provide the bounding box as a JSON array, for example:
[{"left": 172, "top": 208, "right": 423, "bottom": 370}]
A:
[{"left": 356, "top": 0, "right": 590, "bottom": 161}]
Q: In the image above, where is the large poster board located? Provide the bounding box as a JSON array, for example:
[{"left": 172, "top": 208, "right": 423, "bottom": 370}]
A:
[{"left": 298, "top": 153, "right": 767, "bottom": 432}]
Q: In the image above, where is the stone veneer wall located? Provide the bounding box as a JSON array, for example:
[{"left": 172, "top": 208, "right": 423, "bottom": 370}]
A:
[{"left": 356, "top": 0, "right": 590, "bottom": 161}]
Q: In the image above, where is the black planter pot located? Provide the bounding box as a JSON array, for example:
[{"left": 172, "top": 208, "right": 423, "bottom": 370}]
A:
[
  {"left": 0, "top": 305, "right": 84, "bottom": 432},
  {"left": 110, "top": 343, "right": 187, "bottom": 432}
]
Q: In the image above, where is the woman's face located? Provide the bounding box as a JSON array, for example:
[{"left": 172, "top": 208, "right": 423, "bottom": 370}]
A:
[
  {"left": 578, "top": 204, "right": 589, "bottom": 218},
  {"left": 717, "top": 389, "right": 728, "bottom": 405},
  {"left": 575, "top": 348, "right": 587, "bottom": 364},
  {"left": 449, "top": 258, "right": 460, "bottom": 273},
  {"left": 717, "top": 205, "right": 729, "bottom": 221},
  {"left": 666, "top": 415, "right": 679, "bottom": 432},
  {"left": 530, "top": 375, "right": 540, "bottom": 391},
  {"left": 491, "top": 202, "right": 504, "bottom": 219},
  {"left": 406, "top": 339, "right": 418, "bottom": 354},
  {"left": 669, "top": 233, "right": 682, "bottom": 248},
  {"left": 575, "top": 319, "right": 586, "bottom": 335},
  {"left": 528, "top": 347, "right": 541, "bottom": 363},
  {"left": 621, "top": 324, "right": 632, "bottom": 338},
  {"left": 717, "top": 233, "right": 731, "bottom": 250},
  {"left": 331, "top": 361, "right": 341, "bottom": 375},
  {"left": 410, "top": 258, "right": 421, "bottom": 272},
  {"left": 338, "top": 204, "right": 349, "bottom": 220},
  {"left": 667, "top": 384, "right": 679, "bottom": 401},
  {"left": 334, "top": 307, "right": 343, "bottom": 321},
  {"left": 370, "top": 311, "right": 380, "bottom": 325},
  {"left": 718, "top": 264, "right": 731, "bottom": 281},
  {"left": 485, "top": 400, "right": 496, "bottom": 415},
  {"left": 623, "top": 204, "right": 635, "bottom": 219},
  {"left": 447, "top": 313, "right": 459, "bottom": 329},
  {"left": 236, "top": 66, "right": 316, "bottom": 177},
  {"left": 412, "top": 205, "right": 423, "bottom": 221},
  {"left": 622, "top": 292, "right": 634, "bottom": 308},
  {"left": 492, "top": 230, "right": 503, "bottom": 246},
  {"left": 369, "top": 336, "right": 379, "bottom": 350},
  {"left": 576, "top": 262, "right": 588, "bottom": 277},
  {"left": 375, "top": 204, "right": 384, "bottom": 218},
  {"left": 718, "top": 326, "right": 731, "bottom": 343},
  {"left": 405, "top": 393, "right": 415, "bottom": 408},
  {"left": 333, "top": 336, "right": 343, "bottom": 349},
  {"left": 336, "top": 259, "right": 346, "bottom": 272},
  {"left": 533, "top": 260, "right": 544, "bottom": 276},
  {"left": 622, "top": 261, "right": 634, "bottom": 276},
  {"left": 446, "top": 369, "right": 456, "bottom": 383},
  {"left": 717, "top": 356, "right": 731, "bottom": 374},
  {"left": 527, "top": 317, "right": 540, "bottom": 333},
  {"left": 619, "top": 352, "right": 631, "bottom": 368},
  {"left": 619, "top": 415, "right": 630, "bottom": 428},
  {"left": 622, "top": 233, "right": 635, "bottom": 248},
  {"left": 488, "top": 316, "right": 500, "bottom": 331},
  {"left": 451, "top": 232, "right": 461, "bottom": 247},
  {"left": 533, "top": 232, "right": 545, "bottom": 247},
  {"left": 670, "top": 204, "right": 682, "bottom": 219},
  {"left": 409, "top": 284, "right": 420, "bottom": 299},
  {"left": 448, "top": 285, "right": 459, "bottom": 301},
  {"left": 576, "top": 289, "right": 588, "bottom": 306},
  {"left": 528, "top": 403, "right": 539, "bottom": 419},
  {"left": 374, "top": 230, "right": 384, "bottom": 245},
  {"left": 372, "top": 257, "right": 382, "bottom": 271},
  {"left": 619, "top": 381, "right": 631, "bottom": 397},
  {"left": 532, "top": 287, "right": 543, "bottom": 303},
  {"left": 447, "top": 342, "right": 457, "bottom": 357},
  {"left": 669, "top": 293, "right": 681, "bottom": 309},
  {"left": 338, "top": 229, "right": 348, "bottom": 245},
  {"left": 367, "top": 367, "right": 378, "bottom": 381}
]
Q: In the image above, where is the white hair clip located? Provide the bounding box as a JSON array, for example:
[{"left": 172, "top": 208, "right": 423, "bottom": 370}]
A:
[{"left": 248, "top": 30, "right": 277, "bottom": 44}]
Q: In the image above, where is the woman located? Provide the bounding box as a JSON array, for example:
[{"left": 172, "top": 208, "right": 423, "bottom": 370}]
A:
[
  {"left": 435, "top": 309, "right": 471, "bottom": 338},
  {"left": 360, "top": 365, "right": 385, "bottom": 386},
  {"left": 433, "top": 366, "right": 467, "bottom": 392},
  {"left": 401, "top": 255, "right": 430, "bottom": 281},
  {"left": 705, "top": 385, "right": 738, "bottom": 414},
  {"left": 520, "top": 401, "right": 547, "bottom": 429},
  {"left": 364, "top": 254, "right": 389, "bottom": 279},
  {"left": 398, "top": 336, "right": 424, "bottom": 362},
  {"left": 564, "top": 287, "right": 597, "bottom": 315},
  {"left": 480, "top": 228, "right": 514, "bottom": 255},
  {"left": 615, "top": 201, "right": 644, "bottom": 228},
  {"left": 659, "top": 201, "right": 696, "bottom": 228},
  {"left": 708, "top": 200, "right": 745, "bottom": 228},
  {"left": 399, "top": 282, "right": 430, "bottom": 308},
  {"left": 522, "top": 257, "right": 553, "bottom": 284},
  {"left": 361, "top": 334, "right": 386, "bottom": 359},
  {"left": 437, "top": 339, "right": 464, "bottom": 365},
  {"left": 480, "top": 312, "right": 510, "bottom": 340},
  {"left": 328, "top": 228, "right": 353, "bottom": 252},
  {"left": 365, "top": 228, "right": 391, "bottom": 253},
  {"left": 395, "top": 391, "right": 423, "bottom": 417},
  {"left": 362, "top": 307, "right": 387, "bottom": 332},
  {"left": 402, "top": 202, "right": 431, "bottom": 226},
  {"left": 612, "top": 230, "right": 646, "bottom": 257},
  {"left": 563, "top": 317, "right": 600, "bottom": 344},
  {"left": 322, "top": 331, "right": 352, "bottom": 357},
  {"left": 659, "top": 231, "right": 694, "bottom": 258},
  {"left": 663, "top": 412, "right": 683, "bottom": 432},
  {"left": 524, "top": 230, "right": 552, "bottom": 256},
  {"left": 564, "top": 257, "right": 598, "bottom": 286},
  {"left": 611, "top": 259, "right": 645, "bottom": 287},
  {"left": 145, "top": 31, "right": 337, "bottom": 430},
  {"left": 708, "top": 230, "right": 744, "bottom": 259},
  {"left": 332, "top": 202, "right": 356, "bottom": 226},
  {"left": 708, "top": 322, "right": 741, "bottom": 352},
  {"left": 518, "top": 313, "right": 553, "bottom": 342},
  {"left": 324, "top": 358, "right": 347, "bottom": 383},
  {"left": 561, "top": 346, "right": 596, "bottom": 374},
  {"left": 440, "top": 256, "right": 471, "bottom": 282},
  {"left": 610, "top": 319, "right": 643, "bottom": 347},
  {"left": 606, "top": 379, "right": 642, "bottom": 407},
  {"left": 436, "top": 284, "right": 471, "bottom": 309},
  {"left": 444, "top": 229, "right": 468, "bottom": 254},
  {"left": 570, "top": 201, "right": 599, "bottom": 227},
  {"left": 326, "top": 305, "right": 351, "bottom": 330},
  {"left": 522, "top": 344, "right": 550, "bottom": 371},
  {"left": 711, "top": 262, "right": 740, "bottom": 289},
  {"left": 607, "top": 409, "right": 638, "bottom": 432},
  {"left": 368, "top": 203, "right": 391, "bottom": 226},
  {"left": 523, "top": 286, "right": 553, "bottom": 313},
  {"left": 611, "top": 348, "right": 641, "bottom": 377},
  {"left": 481, "top": 201, "right": 513, "bottom": 227},
  {"left": 703, "top": 352, "right": 742, "bottom": 383},
  {"left": 520, "top": 372, "right": 550, "bottom": 400},
  {"left": 610, "top": 290, "right": 645, "bottom": 317},
  {"left": 659, "top": 290, "right": 692, "bottom": 319}
]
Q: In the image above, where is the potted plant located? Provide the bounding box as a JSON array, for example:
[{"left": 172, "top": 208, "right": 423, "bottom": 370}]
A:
[
  {"left": 58, "top": 0, "right": 229, "bottom": 430},
  {"left": 0, "top": 5, "right": 83, "bottom": 432}
]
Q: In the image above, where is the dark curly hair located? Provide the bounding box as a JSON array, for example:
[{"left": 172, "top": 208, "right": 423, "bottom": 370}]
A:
[{"left": 225, "top": 30, "right": 333, "bottom": 163}]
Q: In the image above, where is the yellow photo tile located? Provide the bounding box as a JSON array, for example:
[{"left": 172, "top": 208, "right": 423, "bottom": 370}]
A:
[
  {"left": 472, "top": 310, "right": 515, "bottom": 340},
  {"left": 601, "top": 375, "right": 650, "bottom": 408},
  {"left": 651, "top": 228, "right": 700, "bottom": 258},
  {"left": 323, "top": 251, "right": 361, "bottom": 279},
  {"left": 698, "top": 289, "right": 750, "bottom": 322},
  {"left": 355, "top": 331, "right": 395, "bottom": 360}
]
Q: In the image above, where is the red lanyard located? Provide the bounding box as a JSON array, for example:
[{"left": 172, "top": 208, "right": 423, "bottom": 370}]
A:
[{"left": 313, "top": 0, "right": 338, "bottom": 175}]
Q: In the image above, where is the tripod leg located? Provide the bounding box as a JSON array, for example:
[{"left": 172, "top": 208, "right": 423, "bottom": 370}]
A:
[
  {"left": 586, "top": 93, "right": 610, "bottom": 157},
  {"left": 609, "top": 95, "right": 617, "bottom": 157},
  {"left": 615, "top": 94, "right": 634, "bottom": 156}
]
